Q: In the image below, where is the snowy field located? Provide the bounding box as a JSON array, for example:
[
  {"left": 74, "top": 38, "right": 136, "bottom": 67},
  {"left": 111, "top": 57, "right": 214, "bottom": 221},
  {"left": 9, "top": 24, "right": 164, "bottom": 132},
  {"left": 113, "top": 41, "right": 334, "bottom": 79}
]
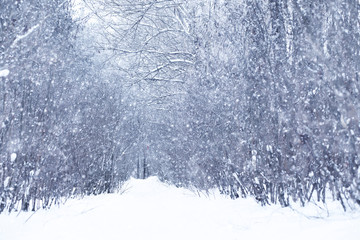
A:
[{"left": 1, "top": 177, "right": 360, "bottom": 240}]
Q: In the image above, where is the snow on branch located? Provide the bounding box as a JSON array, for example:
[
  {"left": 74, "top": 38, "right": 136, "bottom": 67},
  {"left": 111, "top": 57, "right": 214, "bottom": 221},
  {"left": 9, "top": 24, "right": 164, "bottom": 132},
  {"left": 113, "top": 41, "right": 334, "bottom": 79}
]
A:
[
  {"left": 10, "top": 24, "right": 40, "bottom": 48},
  {"left": 0, "top": 69, "right": 10, "bottom": 77}
]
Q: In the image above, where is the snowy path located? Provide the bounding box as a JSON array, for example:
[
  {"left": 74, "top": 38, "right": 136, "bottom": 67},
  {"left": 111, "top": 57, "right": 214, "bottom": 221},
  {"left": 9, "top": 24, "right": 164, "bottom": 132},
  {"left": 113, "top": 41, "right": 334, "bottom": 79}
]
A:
[{"left": 1, "top": 177, "right": 360, "bottom": 240}]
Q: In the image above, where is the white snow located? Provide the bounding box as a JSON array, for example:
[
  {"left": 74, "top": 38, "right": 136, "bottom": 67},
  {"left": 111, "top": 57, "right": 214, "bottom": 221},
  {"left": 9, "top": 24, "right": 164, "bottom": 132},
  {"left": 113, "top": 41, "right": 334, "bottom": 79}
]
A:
[
  {"left": 0, "top": 69, "right": 10, "bottom": 77},
  {"left": 0, "top": 177, "right": 359, "bottom": 240},
  {"left": 10, "top": 153, "right": 17, "bottom": 162}
]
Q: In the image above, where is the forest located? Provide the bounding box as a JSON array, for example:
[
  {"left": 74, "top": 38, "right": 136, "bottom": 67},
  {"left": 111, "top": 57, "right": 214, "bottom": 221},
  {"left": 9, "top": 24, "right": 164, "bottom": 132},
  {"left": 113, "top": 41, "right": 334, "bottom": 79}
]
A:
[{"left": 0, "top": 0, "right": 359, "bottom": 213}]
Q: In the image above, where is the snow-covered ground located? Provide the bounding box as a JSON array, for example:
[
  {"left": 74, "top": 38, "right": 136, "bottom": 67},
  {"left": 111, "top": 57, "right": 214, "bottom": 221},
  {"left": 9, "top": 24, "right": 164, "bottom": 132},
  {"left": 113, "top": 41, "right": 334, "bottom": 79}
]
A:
[{"left": 1, "top": 177, "right": 359, "bottom": 240}]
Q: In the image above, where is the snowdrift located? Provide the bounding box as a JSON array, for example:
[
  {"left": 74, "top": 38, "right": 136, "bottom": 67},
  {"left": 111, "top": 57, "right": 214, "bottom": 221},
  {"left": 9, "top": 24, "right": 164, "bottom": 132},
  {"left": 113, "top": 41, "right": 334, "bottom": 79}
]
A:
[{"left": 0, "top": 176, "right": 359, "bottom": 240}]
